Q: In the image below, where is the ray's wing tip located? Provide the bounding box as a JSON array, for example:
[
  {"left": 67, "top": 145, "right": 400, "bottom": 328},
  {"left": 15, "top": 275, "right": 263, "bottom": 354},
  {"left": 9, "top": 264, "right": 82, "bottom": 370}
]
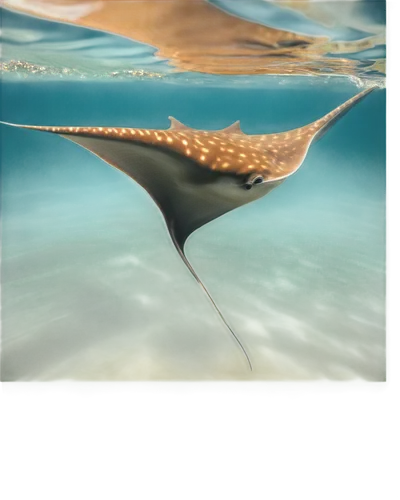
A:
[
  {"left": 0, "top": 122, "right": 55, "bottom": 134},
  {"left": 0, "top": 121, "right": 48, "bottom": 130},
  {"left": 364, "top": 85, "right": 379, "bottom": 94},
  {"left": 363, "top": 85, "right": 379, "bottom": 95},
  {"left": 0, "top": 120, "right": 20, "bottom": 127},
  {"left": 352, "top": 84, "right": 379, "bottom": 106}
]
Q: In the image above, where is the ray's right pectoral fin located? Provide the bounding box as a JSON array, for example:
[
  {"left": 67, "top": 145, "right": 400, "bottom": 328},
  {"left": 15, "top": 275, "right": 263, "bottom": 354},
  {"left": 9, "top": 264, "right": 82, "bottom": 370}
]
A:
[{"left": 309, "top": 86, "right": 377, "bottom": 143}]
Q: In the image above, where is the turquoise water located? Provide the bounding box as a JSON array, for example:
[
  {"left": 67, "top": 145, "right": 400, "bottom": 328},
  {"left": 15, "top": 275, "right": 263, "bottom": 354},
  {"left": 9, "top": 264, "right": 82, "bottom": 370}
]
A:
[
  {"left": 0, "top": 1, "right": 386, "bottom": 380},
  {"left": 1, "top": 79, "right": 386, "bottom": 380}
]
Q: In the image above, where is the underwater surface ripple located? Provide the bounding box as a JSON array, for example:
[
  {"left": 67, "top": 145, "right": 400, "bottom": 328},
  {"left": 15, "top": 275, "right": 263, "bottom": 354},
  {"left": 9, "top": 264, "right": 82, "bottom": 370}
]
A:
[{"left": 0, "top": 0, "right": 386, "bottom": 81}]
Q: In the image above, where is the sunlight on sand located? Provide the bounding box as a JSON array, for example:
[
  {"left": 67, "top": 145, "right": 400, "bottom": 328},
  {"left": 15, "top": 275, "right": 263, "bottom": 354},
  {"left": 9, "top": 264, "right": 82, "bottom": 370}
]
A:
[{"left": 2, "top": 184, "right": 387, "bottom": 387}]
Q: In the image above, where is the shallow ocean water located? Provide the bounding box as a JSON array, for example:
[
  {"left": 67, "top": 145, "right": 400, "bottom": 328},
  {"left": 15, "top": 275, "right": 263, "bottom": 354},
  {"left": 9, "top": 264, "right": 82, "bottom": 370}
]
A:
[
  {"left": 0, "top": 1, "right": 386, "bottom": 380},
  {"left": 1, "top": 79, "right": 386, "bottom": 380}
]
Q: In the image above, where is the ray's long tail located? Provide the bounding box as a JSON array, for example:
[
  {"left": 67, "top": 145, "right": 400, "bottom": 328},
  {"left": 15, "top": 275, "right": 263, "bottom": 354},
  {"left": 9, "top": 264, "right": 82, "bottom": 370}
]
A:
[{"left": 170, "top": 233, "right": 253, "bottom": 372}]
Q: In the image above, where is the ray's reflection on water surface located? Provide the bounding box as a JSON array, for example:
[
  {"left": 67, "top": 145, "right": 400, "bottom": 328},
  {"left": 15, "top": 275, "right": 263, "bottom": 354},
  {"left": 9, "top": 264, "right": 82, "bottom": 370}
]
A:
[{"left": 1, "top": 0, "right": 386, "bottom": 79}]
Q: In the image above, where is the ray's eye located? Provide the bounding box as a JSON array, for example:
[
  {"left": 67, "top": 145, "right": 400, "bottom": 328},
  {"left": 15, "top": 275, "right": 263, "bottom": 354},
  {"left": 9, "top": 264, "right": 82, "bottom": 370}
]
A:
[
  {"left": 253, "top": 176, "right": 263, "bottom": 185},
  {"left": 244, "top": 174, "right": 264, "bottom": 190},
  {"left": 243, "top": 174, "right": 264, "bottom": 190}
]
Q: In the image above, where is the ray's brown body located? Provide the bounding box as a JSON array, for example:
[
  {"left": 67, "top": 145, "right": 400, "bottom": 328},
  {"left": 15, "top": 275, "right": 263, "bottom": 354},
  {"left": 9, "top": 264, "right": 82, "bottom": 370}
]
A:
[{"left": 1, "top": 87, "right": 376, "bottom": 369}]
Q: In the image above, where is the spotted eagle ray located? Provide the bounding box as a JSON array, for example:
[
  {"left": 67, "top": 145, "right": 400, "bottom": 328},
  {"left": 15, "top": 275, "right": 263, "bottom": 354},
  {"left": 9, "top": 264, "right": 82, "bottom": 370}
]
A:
[{"left": 1, "top": 87, "right": 375, "bottom": 369}]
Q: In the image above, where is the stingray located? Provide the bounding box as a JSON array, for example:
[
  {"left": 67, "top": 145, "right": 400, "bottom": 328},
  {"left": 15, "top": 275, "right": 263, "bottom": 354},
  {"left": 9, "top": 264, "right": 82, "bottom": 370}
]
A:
[{"left": 1, "top": 87, "right": 376, "bottom": 369}]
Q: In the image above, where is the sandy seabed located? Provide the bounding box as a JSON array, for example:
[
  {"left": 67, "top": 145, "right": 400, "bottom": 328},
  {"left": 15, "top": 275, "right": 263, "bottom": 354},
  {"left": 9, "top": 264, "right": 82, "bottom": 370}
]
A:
[{"left": 2, "top": 186, "right": 388, "bottom": 387}]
